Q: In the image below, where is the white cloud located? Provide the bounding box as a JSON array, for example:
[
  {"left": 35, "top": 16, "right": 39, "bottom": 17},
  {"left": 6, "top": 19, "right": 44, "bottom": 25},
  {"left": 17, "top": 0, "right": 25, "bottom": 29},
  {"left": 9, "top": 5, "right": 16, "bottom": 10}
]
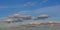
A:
[
  {"left": 39, "top": 14, "right": 49, "bottom": 17},
  {"left": 17, "top": 10, "right": 32, "bottom": 16},
  {"left": 24, "top": 2, "right": 35, "bottom": 7}
]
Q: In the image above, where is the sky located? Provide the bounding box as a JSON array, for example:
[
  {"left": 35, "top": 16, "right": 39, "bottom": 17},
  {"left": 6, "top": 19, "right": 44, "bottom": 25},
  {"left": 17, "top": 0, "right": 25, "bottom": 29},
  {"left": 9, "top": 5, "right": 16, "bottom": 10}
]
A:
[{"left": 0, "top": 0, "right": 60, "bottom": 22}]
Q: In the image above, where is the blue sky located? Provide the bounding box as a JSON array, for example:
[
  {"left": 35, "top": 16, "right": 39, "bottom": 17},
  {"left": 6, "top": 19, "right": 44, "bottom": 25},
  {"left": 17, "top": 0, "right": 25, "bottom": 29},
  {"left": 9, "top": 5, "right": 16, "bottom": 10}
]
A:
[{"left": 0, "top": 0, "right": 60, "bottom": 22}]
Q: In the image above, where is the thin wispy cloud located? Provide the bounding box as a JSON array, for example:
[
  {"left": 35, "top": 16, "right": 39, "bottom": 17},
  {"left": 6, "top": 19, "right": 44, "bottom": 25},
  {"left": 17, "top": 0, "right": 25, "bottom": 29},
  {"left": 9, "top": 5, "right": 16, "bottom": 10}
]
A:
[
  {"left": 0, "top": 5, "right": 24, "bottom": 10},
  {"left": 42, "top": 0, "right": 48, "bottom": 3},
  {"left": 17, "top": 10, "right": 32, "bottom": 16},
  {"left": 0, "top": 6, "right": 8, "bottom": 8},
  {"left": 8, "top": 5, "right": 23, "bottom": 8},
  {"left": 16, "top": 5, "right": 60, "bottom": 17},
  {"left": 24, "top": 2, "right": 35, "bottom": 7},
  {"left": 33, "top": 5, "right": 60, "bottom": 17}
]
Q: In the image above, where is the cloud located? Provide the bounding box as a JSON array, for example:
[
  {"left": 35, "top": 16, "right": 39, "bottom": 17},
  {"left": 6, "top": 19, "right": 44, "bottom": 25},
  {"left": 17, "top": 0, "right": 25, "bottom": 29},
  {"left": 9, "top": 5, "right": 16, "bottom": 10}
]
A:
[
  {"left": 8, "top": 5, "right": 23, "bottom": 8},
  {"left": 16, "top": 5, "right": 60, "bottom": 17},
  {"left": 0, "top": 6, "right": 8, "bottom": 8},
  {"left": 24, "top": 2, "right": 35, "bottom": 7},
  {"left": 38, "top": 14, "right": 49, "bottom": 19},
  {"left": 42, "top": 0, "right": 48, "bottom": 3},
  {"left": 39, "top": 14, "right": 49, "bottom": 17},
  {"left": 17, "top": 10, "right": 32, "bottom": 16},
  {"left": 0, "top": 5, "right": 25, "bottom": 10},
  {"left": 33, "top": 5, "right": 60, "bottom": 17},
  {"left": 1, "top": 5, "right": 60, "bottom": 20},
  {"left": 33, "top": 9, "right": 45, "bottom": 14}
]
